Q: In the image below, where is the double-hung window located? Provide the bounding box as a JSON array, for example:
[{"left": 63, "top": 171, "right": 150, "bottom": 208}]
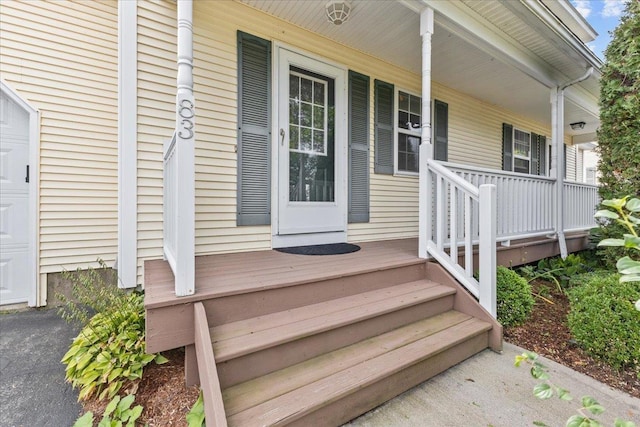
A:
[
  {"left": 513, "top": 128, "right": 531, "bottom": 174},
  {"left": 396, "top": 90, "right": 421, "bottom": 174}
]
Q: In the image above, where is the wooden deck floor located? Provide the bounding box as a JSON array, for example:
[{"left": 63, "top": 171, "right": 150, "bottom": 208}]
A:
[{"left": 145, "top": 239, "right": 423, "bottom": 309}]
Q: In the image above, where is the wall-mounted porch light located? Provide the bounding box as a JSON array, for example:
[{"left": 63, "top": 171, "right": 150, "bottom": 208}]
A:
[
  {"left": 570, "top": 121, "right": 586, "bottom": 130},
  {"left": 326, "top": 1, "right": 351, "bottom": 25}
]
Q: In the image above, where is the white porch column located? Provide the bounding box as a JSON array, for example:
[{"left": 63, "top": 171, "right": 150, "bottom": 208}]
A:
[
  {"left": 419, "top": 7, "right": 434, "bottom": 259},
  {"left": 118, "top": 0, "right": 138, "bottom": 289},
  {"left": 175, "top": 0, "right": 195, "bottom": 296},
  {"left": 551, "top": 68, "right": 593, "bottom": 260},
  {"left": 550, "top": 87, "right": 568, "bottom": 259}
]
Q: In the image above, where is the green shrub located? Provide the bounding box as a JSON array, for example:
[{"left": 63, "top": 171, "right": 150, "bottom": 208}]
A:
[
  {"left": 567, "top": 272, "right": 640, "bottom": 372},
  {"left": 591, "top": 221, "right": 636, "bottom": 270},
  {"left": 57, "top": 259, "right": 125, "bottom": 326},
  {"left": 58, "top": 262, "right": 167, "bottom": 401},
  {"left": 519, "top": 253, "right": 597, "bottom": 291},
  {"left": 496, "top": 266, "right": 534, "bottom": 327},
  {"left": 73, "top": 394, "right": 143, "bottom": 427},
  {"left": 62, "top": 291, "right": 167, "bottom": 401}
]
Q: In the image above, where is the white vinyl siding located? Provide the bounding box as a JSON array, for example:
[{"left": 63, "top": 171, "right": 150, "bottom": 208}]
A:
[
  {"left": 136, "top": 1, "right": 177, "bottom": 284},
  {"left": 0, "top": 0, "right": 119, "bottom": 274},
  {"left": 133, "top": 0, "right": 569, "bottom": 264},
  {"left": 565, "top": 144, "right": 577, "bottom": 181}
]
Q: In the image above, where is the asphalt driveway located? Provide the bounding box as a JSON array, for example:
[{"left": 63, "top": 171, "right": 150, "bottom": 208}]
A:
[{"left": 0, "top": 308, "right": 81, "bottom": 427}]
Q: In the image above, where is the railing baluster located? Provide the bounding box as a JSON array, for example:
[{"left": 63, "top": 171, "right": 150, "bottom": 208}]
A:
[
  {"left": 436, "top": 176, "right": 444, "bottom": 251},
  {"left": 465, "top": 195, "right": 473, "bottom": 276},
  {"left": 450, "top": 184, "right": 458, "bottom": 264}
]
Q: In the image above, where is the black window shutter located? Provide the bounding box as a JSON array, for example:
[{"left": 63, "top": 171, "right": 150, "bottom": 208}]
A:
[
  {"left": 374, "top": 80, "right": 394, "bottom": 174},
  {"left": 348, "top": 71, "right": 370, "bottom": 223},
  {"left": 563, "top": 144, "right": 567, "bottom": 179},
  {"left": 237, "top": 31, "right": 271, "bottom": 226},
  {"left": 502, "top": 123, "right": 513, "bottom": 171},
  {"left": 539, "top": 136, "right": 546, "bottom": 176},
  {"left": 433, "top": 99, "right": 448, "bottom": 161},
  {"left": 531, "top": 132, "right": 540, "bottom": 175}
]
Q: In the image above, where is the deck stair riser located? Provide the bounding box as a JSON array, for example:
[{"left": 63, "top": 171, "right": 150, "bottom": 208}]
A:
[
  {"left": 146, "top": 261, "right": 427, "bottom": 353},
  {"left": 212, "top": 280, "right": 455, "bottom": 387},
  {"left": 222, "top": 312, "right": 491, "bottom": 426}
]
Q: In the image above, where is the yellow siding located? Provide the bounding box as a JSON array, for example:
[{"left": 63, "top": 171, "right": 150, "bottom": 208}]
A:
[
  {"left": 135, "top": 0, "right": 567, "bottom": 272},
  {"left": 566, "top": 144, "right": 578, "bottom": 181},
  {"left": 0, "top": 0, "right": 119, "bottom": 274}
]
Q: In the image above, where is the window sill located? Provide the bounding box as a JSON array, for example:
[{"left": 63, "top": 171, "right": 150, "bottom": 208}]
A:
[{"left": 394, "top": 170, "right": 419, "bottom": 178}]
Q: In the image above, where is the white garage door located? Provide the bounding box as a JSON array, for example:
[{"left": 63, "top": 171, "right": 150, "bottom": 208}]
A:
[{"left": 0, "top": 89, "right": 32, "bottom": 305}]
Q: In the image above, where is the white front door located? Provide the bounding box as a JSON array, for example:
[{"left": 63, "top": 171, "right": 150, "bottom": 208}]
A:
[
  {"left": 275, "top": 48, "right": 347, "bottom": 246},
  {"left": 0, "top": 89, "right": 32, "bottom": 305}
]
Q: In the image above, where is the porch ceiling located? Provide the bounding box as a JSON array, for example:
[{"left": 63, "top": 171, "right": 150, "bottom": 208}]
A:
[{"left": 239, "top": 0, "right": 601, "bottom": 138}]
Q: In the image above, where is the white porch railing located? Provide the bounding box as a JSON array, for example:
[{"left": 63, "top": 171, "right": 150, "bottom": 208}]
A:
[
  {"left": 564, "top": 181, "right": 600, "bottom": 232},
  {"left": 425, "top": 161, "right": 599, "bottom": 318},
  {"left": 163, "top": 131, "right": 178, "bottom": 273},
  {"left": 444, "top": 162, "right": 556, "bottom": 242},
  {"left": 426, "top": 159, "right": 497, "bottom": 317}
]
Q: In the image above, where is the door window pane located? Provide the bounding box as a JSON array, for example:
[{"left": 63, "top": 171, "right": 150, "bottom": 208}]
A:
[
  {"left": 289, "top": 68, "right": 334, "bottom": 202},
  {"left": 289, "top": 71, "right": 328, "bottom": 156}
]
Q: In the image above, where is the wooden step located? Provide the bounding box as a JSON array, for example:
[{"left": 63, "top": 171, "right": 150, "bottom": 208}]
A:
[
  {"left": 223, "top": 311, "right": 492, "bottom": 427},
  {"left": 211, "top": 280, "right": 456, "bottom": 386}
]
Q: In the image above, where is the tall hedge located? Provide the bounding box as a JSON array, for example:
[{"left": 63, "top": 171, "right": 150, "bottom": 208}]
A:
[{"left": 597, "top": 0, "right": 640, "bottom": 200}]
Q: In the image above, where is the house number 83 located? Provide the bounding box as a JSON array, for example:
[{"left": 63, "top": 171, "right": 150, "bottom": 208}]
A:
[{"left": 178, "top": 99, "right": 194, "bottom": 139}]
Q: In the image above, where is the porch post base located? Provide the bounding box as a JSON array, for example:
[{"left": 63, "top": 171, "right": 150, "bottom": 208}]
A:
[
  {"left": 185, "top": 344, "right": 200, "bottom": 387},
  {"left": 557, "top": 231, "right": 568, "bottom": 259}
]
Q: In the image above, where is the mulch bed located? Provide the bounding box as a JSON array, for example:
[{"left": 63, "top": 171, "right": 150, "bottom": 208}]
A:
[{"left": 504, "top": 280, "right": 640, "bottom": 399}]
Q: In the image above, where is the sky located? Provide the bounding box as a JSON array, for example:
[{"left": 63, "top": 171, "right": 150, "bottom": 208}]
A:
[{"left": 570, "top": 0, "right": 627, "bottom": 60}]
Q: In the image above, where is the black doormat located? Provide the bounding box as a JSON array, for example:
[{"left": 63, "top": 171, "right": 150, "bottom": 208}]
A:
[{"left": 275, "top": 243, "right": 361, "bottom": 256}]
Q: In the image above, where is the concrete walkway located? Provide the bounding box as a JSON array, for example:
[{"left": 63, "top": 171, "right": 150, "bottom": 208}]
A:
[
  {"left": 0, "top": 308, "right": 81, "bottom": 427},
  {"left": 346, "top": 343, "right": 640, "bottom": 427},
  {"left": 1, "top": 308, "right": 638, "bottom": 427}
]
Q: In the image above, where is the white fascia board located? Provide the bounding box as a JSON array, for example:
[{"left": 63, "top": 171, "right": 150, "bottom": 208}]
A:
[
  {"left": 118, "top": 1, "right": 138, "bottom": 288},
  {"left": 521, "top": 0, "right": 603, "bottom": 70},
  {"left": 420, "top": 0, "right": 558, "bottom": 88},
  {"left": 539, "top": 0, "right": 597, "bottom": 42}
]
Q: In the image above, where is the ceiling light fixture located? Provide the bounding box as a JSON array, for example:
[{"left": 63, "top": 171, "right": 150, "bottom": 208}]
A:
[
  {"left": 570, "top": 121, "right": 586, "bottom": 130},
  {"left": 326, "top": 1, "right": 351, "bottom": 25}
]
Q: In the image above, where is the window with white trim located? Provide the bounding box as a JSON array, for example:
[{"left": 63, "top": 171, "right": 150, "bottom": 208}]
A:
[
  {"left": 395, "top": 90, "right": 421, "bottom": 174},
  {"left": 513, "top": 128, "right": 531, "bottom": 174}
]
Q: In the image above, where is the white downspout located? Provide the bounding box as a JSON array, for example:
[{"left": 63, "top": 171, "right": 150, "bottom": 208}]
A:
[
  {"left": 175, "top": 0, "right": 195, "bottom": 296},
  {"left": 419, "top": 7, "right": 434, "bottom": 259},
  {"left": 552, "top": 67, "right": 594, "bottom": 259}
]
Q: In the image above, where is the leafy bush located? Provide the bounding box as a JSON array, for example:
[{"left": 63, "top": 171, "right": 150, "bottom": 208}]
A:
[
  {"left": 58, "top": 261, "right": 167, "bottom": 401},
  {"left": 590, "top": 223, "right": 632, "bottom": 270},
  {"left": 496, "top": 266, "right": 534, "bottom": 327},
  {"left": 597, "top": 0, "right": 640, "bottom": 201},
  {"left": 567, "top": 272, "right": 640, "bottom": 372},
  {"left": 519, "top": 253, "right": 597, "bottom": 291},
  {"left": 57, "top": 259, "right": 125, "bottom": 326},
  {"left": 73, "top": 394, "right": 143, "bottom": 427}
]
